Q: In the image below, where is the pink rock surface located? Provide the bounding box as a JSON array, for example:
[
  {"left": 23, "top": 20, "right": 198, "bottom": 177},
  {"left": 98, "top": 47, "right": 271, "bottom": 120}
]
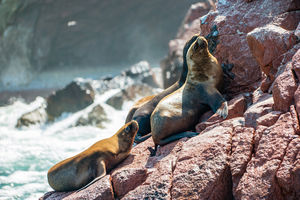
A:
[
  {"left": 256, "top": 111, "right": 282, "bottom": 127},
  {"left": 294, "top": 86, "right": 300, "bottom": 121},
  {"left": 111, "top": 137, "right": 187, "bottom": 199},
  {"left": 199, "top": 0, "right": 300, "bottom": 96},
  {"left": 172, "top": 126, "right": 233, "bottom": 200},
  {"left": 295, "top": 23, "right": 300, "bottom": 39},
  {"left": 276, "top": 136, "right": 300, "bottom": 199},
  {"left": 273, "top": 63, "right": 297, "bottom": 112},
  {"left": 247, "top": 25, "right": 298, "bottom": 70},
  {"left": 230, "top": 127, "right": 255, "bottom": 198},
  {"left": 39, "top": 175, "right": 114, "bottom": 200},
  {"left": 236, "top": 112, "right": 295, "bottom": 199},
  {"left": 244, "top": 93, "right": 274, "bottom": 129}
]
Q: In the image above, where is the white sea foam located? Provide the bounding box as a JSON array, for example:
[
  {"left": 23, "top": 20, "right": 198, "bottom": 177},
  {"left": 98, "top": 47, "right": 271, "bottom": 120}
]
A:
[{"left": 0, "top": 88, "right": 136, "bottom": 200}]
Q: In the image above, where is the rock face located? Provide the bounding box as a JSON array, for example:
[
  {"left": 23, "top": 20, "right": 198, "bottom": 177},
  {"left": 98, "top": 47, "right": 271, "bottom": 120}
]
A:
[
  {"left": 0, "top": 0, "right": 200, "bottom": 90},
  {"left": 46, "top": 78, "right": 95, "bottom": 118},
  {"left": 40, "top": 0, "right": 300, "bottom": 199}
]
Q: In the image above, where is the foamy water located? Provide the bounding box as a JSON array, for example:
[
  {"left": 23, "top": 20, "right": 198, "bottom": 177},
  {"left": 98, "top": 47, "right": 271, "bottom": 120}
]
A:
[{"left": 0, "top": 89, "right": 136, "bottom": 200}]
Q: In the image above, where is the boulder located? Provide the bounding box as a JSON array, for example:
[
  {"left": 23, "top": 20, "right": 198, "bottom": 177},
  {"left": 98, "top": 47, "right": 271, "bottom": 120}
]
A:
[
  {"left": 75, "top": 104, "right": 109, "bottom": 128},
  {"left": 16, "top": 106, "right": 48, "bottom": 127},
  {"left": 46, "top": 78, "right": 95, "bottom": 118},
  {"left": 292, "top": 48, "right": 300, "bottom": 80},
  {"left": 272, "top": 63, "right": 297, "bottom": 112},
  {"left": 256, "top": 111, "right": 282, "bottom": 127},
  {"left": 295, "top": 23, "right": 300, "bottom": 39},
  {"left": 92, "top": 61, "right": 160, "bottom": 96},
  {"left": 106, "top": 83, "right": 158, "bottom": 110},
  {"left": 244, "top": 93, "right": 274, "bottom": 129},
  {"left": 247, "top": 25, "right": 298, "bottom": 73}
]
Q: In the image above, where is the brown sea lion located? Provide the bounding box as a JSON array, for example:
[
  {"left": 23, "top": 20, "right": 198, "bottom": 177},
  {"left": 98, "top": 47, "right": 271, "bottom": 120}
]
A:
[
  {"left": 129, "top": 34, "right": 200, "bottom": 143},
  {"left": 47, "top": 120, "right": 138, "bottom": 192},
  {"left": 150, "top": 36, "right": 228, "bottom": 155}
]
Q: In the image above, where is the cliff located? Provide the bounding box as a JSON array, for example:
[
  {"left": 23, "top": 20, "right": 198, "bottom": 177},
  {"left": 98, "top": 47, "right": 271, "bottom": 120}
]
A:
[{"left": 40, "top": 0, "right": 300, "bottom": 199}]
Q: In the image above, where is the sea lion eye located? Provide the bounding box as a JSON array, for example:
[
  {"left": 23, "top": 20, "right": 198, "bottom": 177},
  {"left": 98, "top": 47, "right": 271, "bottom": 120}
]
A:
[{"left": 125, "top": 126, "right": 131, "bottom": 132}]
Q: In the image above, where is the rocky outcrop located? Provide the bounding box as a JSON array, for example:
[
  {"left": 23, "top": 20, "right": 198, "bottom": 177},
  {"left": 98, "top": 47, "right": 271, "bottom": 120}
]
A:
[
  {"left": 40, "top": 0, "right": 300, "bottom": 199},
  {"left": 16, "top": 106, "right": 48, "bottom": 127},
  {"left": 75, "top": 104, "right": 109, "bottom": 128},
  {"left": 46, "top": 78, "right": 95, "bottom": 119}
]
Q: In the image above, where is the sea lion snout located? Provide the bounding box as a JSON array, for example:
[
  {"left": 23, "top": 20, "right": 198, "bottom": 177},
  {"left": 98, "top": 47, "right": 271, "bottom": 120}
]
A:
[
  {"left": 127, "top": 120, "right": 139, "bottom": 136},
  {"left": 197, "top": 37, "right": 207, "bottom": 49}
]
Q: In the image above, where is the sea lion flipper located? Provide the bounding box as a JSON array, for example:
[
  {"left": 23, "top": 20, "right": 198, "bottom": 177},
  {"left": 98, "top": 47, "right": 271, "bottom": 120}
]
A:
[
  {"left": 204, "top": 88, "right": 228, "bottom": 119},
  {"left": 216, "top": 101, "right": 228, "bottom": 119},
  {"left": 76, "top": 160, "right": 106, "bottom": 193},
  {"left": 135, "top": 132, "right": 152, "bottom": 143}
]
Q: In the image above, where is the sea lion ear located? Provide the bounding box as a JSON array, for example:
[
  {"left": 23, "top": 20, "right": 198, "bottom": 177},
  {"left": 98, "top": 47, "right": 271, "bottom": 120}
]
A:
[{"left": 125, "top": 125, "right": 131, "bottom": 133}]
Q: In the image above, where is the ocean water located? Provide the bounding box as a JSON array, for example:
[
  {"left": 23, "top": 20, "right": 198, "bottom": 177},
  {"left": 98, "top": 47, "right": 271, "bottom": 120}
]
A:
[{"left": 0, "top": 88, "right": 136, "bottom": 200}]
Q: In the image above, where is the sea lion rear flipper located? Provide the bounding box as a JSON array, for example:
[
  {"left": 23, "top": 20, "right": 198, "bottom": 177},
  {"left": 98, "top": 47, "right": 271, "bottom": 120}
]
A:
[
  {"left": 76, "top": 160, "right": 106, "bottom": 193},
  {"left": 205, "top": 88, "right": 228, "bottom": 119},
  {"left": 134, "top": 132, "right": 152, "bottom": 143}
]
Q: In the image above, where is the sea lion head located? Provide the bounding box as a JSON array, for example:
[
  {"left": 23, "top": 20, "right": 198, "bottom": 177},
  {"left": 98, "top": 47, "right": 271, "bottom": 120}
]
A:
[
  {"left": 187, "top": 36, "right": 208, "bottom": 59},
  {"left": 186, "top": 36, "right": 212, "bottom": 82},
  {"left": 117, "top": 120, "right": 139, "bottom": 151}
]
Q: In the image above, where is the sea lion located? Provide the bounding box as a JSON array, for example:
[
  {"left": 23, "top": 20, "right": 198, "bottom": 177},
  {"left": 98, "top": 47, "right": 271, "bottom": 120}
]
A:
[
  {"left": 125, "top": 95, "right": 156, "bottom": 123},
  {"left": 129, "top": 34, "right": 200, "bottom": 143},
  {"left": 47, "top": 120, "right": 138, "bottom": 192},
  {"left": 150, "top": 36, "right": 228, "bottom": 155}
]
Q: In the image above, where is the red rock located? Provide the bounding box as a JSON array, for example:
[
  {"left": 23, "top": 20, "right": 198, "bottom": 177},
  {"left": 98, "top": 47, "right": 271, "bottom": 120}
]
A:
[
  {"left": 199, "top": 0, "right": 300, "bottom": 95},
  {"left": 230, "top": 127, "right": 254, "bottom": 198},
  {"left": 39, "top": 175, "right": 114, "bottom": 200},
  {"left": 172, "top": 126, "right": 233, "bottom": 199},
  {"left": 247, "top": 24, "right": 298, "bottom": 70},
  {"left": 292, "top": 48, "right": 300, "bottom": 80},
  {"left": 196, "top": 117, "right": 245, "bottom": 133},
  {"left": 273, "top": 63, "right": 297, "bottom": 112},
  {"left": 256, "top": 111, "right": 282, "bottom": 127},
  {"left": 290, "top": 105, "right": 300, "bottom": 135},
  {"left": 244, "top": 93, "right": 273, "bottom": 129},
  {"left": 260, "top": 75, "right": 272, "bottom": 93},
  {"left": 110, "top": 137, "right": 188, "bottom": 199},
  {"left": 236, "top": 112, "right": 295, "bottom": 199},
  {"left": 253, "top": 125, "right": 268, "bottom": 153},
  {"left": 276, "top": 136, "right": 300, "bottom": 199}
]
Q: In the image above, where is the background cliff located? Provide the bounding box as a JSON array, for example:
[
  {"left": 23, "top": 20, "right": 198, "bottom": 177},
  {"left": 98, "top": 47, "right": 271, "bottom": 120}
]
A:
[{"left": 0, "top": 0, "right": 201, "bottom": 92}]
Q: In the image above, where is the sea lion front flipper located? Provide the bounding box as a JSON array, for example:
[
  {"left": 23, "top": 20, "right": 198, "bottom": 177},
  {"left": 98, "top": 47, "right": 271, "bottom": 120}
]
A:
[
  {"left": 76, "top": 160, "right": 106, "bottom": 193},
  {"left": 204, "top": 88, "right": 228, "bottom": 119}
]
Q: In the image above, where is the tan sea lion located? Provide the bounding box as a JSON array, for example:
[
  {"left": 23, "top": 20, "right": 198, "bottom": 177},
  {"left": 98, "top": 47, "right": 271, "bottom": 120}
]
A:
[
  {"left": 128, "top": 34, "right": 200, "bottom": 143},
  {"left": 150, "top": 36, "right": 228, "bottom": 155},
  {"left": 47, "top": 120, "right": 138, "bottom": 192}
]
